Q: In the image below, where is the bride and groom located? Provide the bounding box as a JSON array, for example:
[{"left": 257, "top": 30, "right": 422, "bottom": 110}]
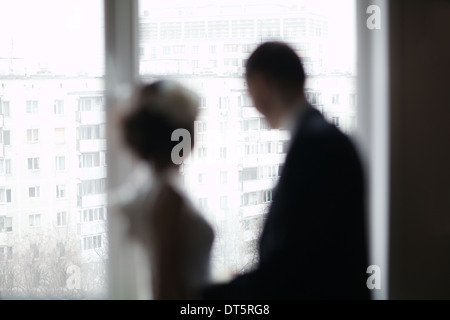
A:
[{"left": 120, "top": 42, "right": 370, "bottom": 300}]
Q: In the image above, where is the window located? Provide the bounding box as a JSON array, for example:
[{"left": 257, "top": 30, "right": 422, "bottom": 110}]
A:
[
  {"left": 263, "top": 190, "right": 273, "bottom": 203},
  {"left": 198, "top": 198, "right": 208, "bottom": 209},
  {"left": 172, "top": 45, "right": 185, "bottom": 54},
  {"left": 27, "top": 129, "right": 39, "bottom": 143},
  {"left": 54, "top": 128, "right": 65, "bottom": 145},
  {"left": 220, "top": 147, "right": 227, "bottom": 159},
  {"left": 220, "top": 196, "right": 228, "bottom": 210},
  {"left": 196, "top": 121, "right": 207, "bottom": 133},
  {"left": 83, "top": 235, "right": 102, "bottom": 250},
  {"left": 1, "top": 100, "right": 10, "bottom": 117},
  {"left": 198, "top": 173, "right": 206, "bottom": 184},
  {"left": 332, "top": 94, "right": 340, "bottom": 105},
  {"left": 200, "top": 97, "right": 207, "bottom": 109},
  {"left": 54, "top": 100, "right": 64, "bottom": 115},
  {"left": 0, "top": 217, "right": 13, "bottom": 232},
  {"left": 56, "top": 185, "right": 66, "bottom": 199},
  {"left": 1, "top": 0, "right": 106, "bottom": 299},
  {"left": 0, "top": 189, "right": 12, "bottom": 203},
  {"left": 28, "top": 187, "right": 40, "bottom": 198},
  {"left": 55, "top": 156, "right": 66, "bottom": 171},
  {"left": 26, "top": 101, "right": 38, "bottom": 114},
  {"left": 242, "top": 119, "right": 259, "bottom": 131},
  {"left": 82, "top": 207, "right": 105, "bottom": 222},
  {"left": 224, "top": 44, "right": 239, "bottom": 52},
  {"left": 79, "top": 125, "right": 103, "bottom": 140},
  {"left": 29, "top": 214, "right": 41, "bottom": 227},
  {"left": 197, "top": 146, "right": 207, "bottom": 159},
  {"left": 220, "top": 171, "right": 228, "bottom": 184},
  {"left": 224, "top": 58, "right": 238, "bottom": 67},
  {"left": 0, "top": 160, "right": 11, "bottom": 175},
  {"left": 81, "top": 178, "right": 106, "bottom": 196},
  {"left": 0, "top": 246, "right": 13, "bottom": 261},
  {"left": 140, "top": 0, "right": 357, "bottom": 291},
  {"left": 27, "top": 158, "right": 40, "bottom": 171},
  {"left": 3, "top": 130, "right": 11, "bottom": 145},
  {"left": 57, "top": 212, "right": 67, "bottom": 226},
  {"left": 332, "top": 117, "right": 340, "bottom": 127},
  {"left": 79, "top": 152, "right": 101, "bottom": 168},
  {"left": 306, "top": 92, "right": 322, "bottom": 106},
  {"left": 79, "top": 96, "right": 104, "bottom": 112}
]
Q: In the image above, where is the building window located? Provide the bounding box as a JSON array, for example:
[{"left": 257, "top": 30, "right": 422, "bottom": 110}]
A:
[
  {"left": 220, "top": 196, "right": 228, "bottom": 210},
  {"left": 54, "top": 100, "right": 65, "bottom": 115},
  {"left": 0, "top": 246, "right": 13, "bottom": 261},
  {"left": 79, "top": 152, "right": 100, "bottom": 168},
  {"left": 81, "top": 178, "right": 106, "bottom": 196},
  {"left": 1, "top": 101, "right": 10, "bottom": 117},
  {"left": 3, "top": 130, "right": 11, "bottom": 145},
  {"left": 27, "top": 158, "right": 40, "bottom": 171},
  {"left": 263, "top": 190, "right": 273, "bottom": 203},
  {"left": 220, "top": 147, "right": 227, "bottom": 159},
  {"left": 196, "top": 121, "right": 207, "bottom": 133},
  {"left": 224, "top": 44, "right": 239, "bottom": 52},
  {"left": 83, "top": 235, "right": 102, "bottom": 250},
  {"left": 224, "top": 58, "right": 238, "bottom": 67},
  {"left": 306, "top": 92, "right": 322, "bottom": 106},
  {"left": 57, "top": 212, "right": 67, "bottom": 226},
  {"left": 0, "top": 159, "right": 11, "bottom": 175},
  {"left": 197, "top": 146, "right": 207, "bottom": 159},
  {"left": 56, "top": 185, "right": 66, "bottom": 199},
  {"left": 198, "top": 198, "right": 208, "bottom": 209},
  {"left": 0, "top": 217, "right": 13, "bottom": 232},
  {"left": 332, "top": 94, "right": 340, "bottom": 105},
  {"left": 26, "top": 100, "right": 38, "bottom": 114},
  {"left": 54, "top": 128, "right": 65, "bottom": 145},
  {"left": 200, "top": 97, "right": 207, "bottom": 109},
  {"left": 331, "top": 117, "right": 340, "bottom": 127},
  {"left": 29, "top": 214, "right": 41, "bottom": 227},
  {"left": 27, "top": 129, "right": 39, "bottom": 143},
  {"left": 79, "top": 124, "right": 104, "bottom": 140},
  {"left": 82, "top": 207, "right": 105, "bottom": 222},
  {"left": 242, "top": 119, "right": 260, "bottom": 131},
  {"left": 220, "top": 171, "right": 228, "bottom": 184},
  {"left": 55, "top": 156, "right": 66, "bottom": 171},
  {"left": 0, "top": 189, "right": 12, "bottom": 203},
  {"left": 172, "top": 45, "right": 185, "bottom": 54},
  {"left": 198, "top": 173, "right": 205, "bottom": 184},
  {"left": 79, "top": 96, "right": 104, "bottom": 112},
  {"left": 28, "top": 186, "right": 40, "bottom": 198}
]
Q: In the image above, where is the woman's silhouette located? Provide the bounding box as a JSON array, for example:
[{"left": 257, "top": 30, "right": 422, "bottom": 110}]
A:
[{"left": 120, "top": 80, "right": 214, "bottom": 299}]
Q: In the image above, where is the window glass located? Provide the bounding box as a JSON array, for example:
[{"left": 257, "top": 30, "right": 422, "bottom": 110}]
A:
[
  {"left": 0, "top": 0, "right": 106, "bottom": 298},
  {"left": 139, "top": 0, "right": 357, "bottom": 276}
]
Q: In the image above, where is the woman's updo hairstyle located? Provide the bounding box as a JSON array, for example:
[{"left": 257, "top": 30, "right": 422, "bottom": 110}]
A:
[{"left": 122, "top": 80, "right": 199, "bottom": 164}]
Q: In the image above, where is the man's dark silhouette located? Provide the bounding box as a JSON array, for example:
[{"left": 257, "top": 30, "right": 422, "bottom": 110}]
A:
[{"left": 203, "top": 42, "right": 370, "bottom": 299}]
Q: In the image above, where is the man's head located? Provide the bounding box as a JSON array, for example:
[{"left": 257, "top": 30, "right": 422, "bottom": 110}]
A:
[{"left": 246, "top": 42, "right": 306, "bottom": 128}]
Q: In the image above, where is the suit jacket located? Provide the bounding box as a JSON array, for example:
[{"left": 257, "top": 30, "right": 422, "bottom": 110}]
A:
[{"left": 203, "top": 105, "right": 370, "bottom": 300}]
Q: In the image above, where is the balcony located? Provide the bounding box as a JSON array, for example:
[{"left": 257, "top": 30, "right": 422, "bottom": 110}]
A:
[
  {"left": 242, "top": 179, "right": 275, "bottom": 193},
  {"left": 77, "top": 111, "right": 105, "bottom": 124},
  {"left": 241, "top": 204, "right": 269, "bottom": 218},
  {"left": 78, "top": 166, "right": 107, "bottom": 180},
  {"left": 78, "top": 139, "right": 107, "bottom": 153}
]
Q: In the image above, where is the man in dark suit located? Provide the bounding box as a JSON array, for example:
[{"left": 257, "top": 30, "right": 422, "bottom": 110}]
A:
[{"left": 203, "top": 42, "right": 370, "bottom": 299}]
